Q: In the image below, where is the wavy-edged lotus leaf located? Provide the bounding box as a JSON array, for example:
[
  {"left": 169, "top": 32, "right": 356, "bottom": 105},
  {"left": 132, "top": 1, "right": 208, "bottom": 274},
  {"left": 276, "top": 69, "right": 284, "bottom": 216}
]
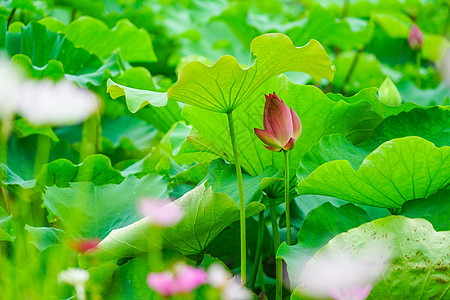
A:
[
  {"left": 25, "top": 225, "right": 65, "bottom": 252},
  {"left": 43, "top": 174, "right": 169, "bottom": 239},
  {"left": 167, "top": 33, "right": 335, "bottom": 112},
  {"left": 0, "top": 206, "right": 16, "bottom": 242},
  {"left": 298, "top": 137, "right": 450, "bottom": 209},
  {"left": 12, "top": 117, "right": 59, "bottom": 142},
  {"left": 292, "top": 216, "right": 450, "bottom": 299},
  {"left": 36, "top": 154, "right": 124, "bottom": 188},
  {"left": 400, "top": 189, "right": 450, "bottom": 231},
  {"left": 106, "top": 67, "right": 182, "bottom": 132},
  {"left": 56, "top": 16, "right": 156, "bottom": 63},
  {"left": 180, "top": 75, "right": 384, "bottom": 177},
  {"left": 107, "top": 79, "right": 168, "bottom": 112},
  {"left": 78, "top": 183, "right": 265, "bottom": 266},
  {"left": 278, "top": 202, "right": 371, "bottom": 288},
  {"left": 298, "top": 106, "right": 450, "bottom": 180}
]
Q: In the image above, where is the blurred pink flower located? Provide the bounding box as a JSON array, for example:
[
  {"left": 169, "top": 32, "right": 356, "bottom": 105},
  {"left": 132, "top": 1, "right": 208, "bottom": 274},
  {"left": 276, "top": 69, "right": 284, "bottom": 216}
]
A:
[
  {"left": 298, "top": 240, "right": 392, "bottom": 300},
  {"left": 329, "top": 285, "right": 372, "bottom": 300},
  {"left": 408, "top": 24, "right": 424, "bottom": 51},
  {"left": 207, "top": 263, "right": 252, "bottom": 300},
  {"left": 147, "top": 264, "right": 207, "bottom": 296},
  {"left": 69, "top": 238, "right": 101, "bottom": 253},
  {"left": 254, "top": 92, "right": 302, "bottom": 152},
  {"left": 17, "top": 80, "right": 99, "bottom": 126},
  {"left": 147, "top": 272, "right": 175, "bottom": 296},
  {"left": 139, "top": 198, "right": 184, "bottom": 227}
]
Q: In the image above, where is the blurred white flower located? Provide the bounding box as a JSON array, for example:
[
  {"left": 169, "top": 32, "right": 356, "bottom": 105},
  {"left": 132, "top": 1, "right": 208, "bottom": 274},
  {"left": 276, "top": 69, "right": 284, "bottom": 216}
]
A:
[
  {"left": 138, "top": 198, "right": 184, "bottom": 227},
  {"left": 298, "top": 240, "right": 392, "bottom": 300},
  {"left": 58, "top": 268, "right": 89, "bottom": 300},
  {"left": 17, "top": 79, "right": 99, "bottom": 126},
  {"left": 0, "top": 57, "right": 23, "bottom": 122},
  {"left": 207, "top": 263, "right": 252, "bottom": 300}
]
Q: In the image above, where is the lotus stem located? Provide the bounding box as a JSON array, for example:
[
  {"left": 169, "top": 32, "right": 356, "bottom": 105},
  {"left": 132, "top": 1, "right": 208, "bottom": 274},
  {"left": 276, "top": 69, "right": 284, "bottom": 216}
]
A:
[
  {"left": 226, "top": 110, "right": 247, "bottom": 285},
  {"left": 416, "top": 51, "right": 421, "bottom": 88},
  {"left": 34, "top": 135, "right": 52, "bottom": 177},
  {"left": 283, "top": 150, "right": 292, "bottom": 245},
  {"left": 81, "top": 113, "right": 102, "bottom": 159},
  {"left": 1, "top": 119, "right": 12, "bottom": 213},
  {"left": 269, "top": 196, "right": 282, "bottom": 300},
  {"left": 250, "top": 210, "right": 265, "bottom": 290}
]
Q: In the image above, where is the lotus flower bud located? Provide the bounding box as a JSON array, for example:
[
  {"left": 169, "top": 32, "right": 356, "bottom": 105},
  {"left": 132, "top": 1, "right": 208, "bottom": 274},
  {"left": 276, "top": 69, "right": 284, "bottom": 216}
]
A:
[
  {"left": 378, "top": 76, "right": 402, "bottom": 106},
  {"left": 254, "top": 92, "right": 302, "bottom": 152},
  {"left": 408, "top": 24, "right": 424, "bottom": 51}
]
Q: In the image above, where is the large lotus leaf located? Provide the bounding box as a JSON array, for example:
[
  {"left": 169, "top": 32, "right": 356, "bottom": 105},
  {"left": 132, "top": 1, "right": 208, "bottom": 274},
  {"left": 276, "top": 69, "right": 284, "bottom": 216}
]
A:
[
  {"left": 398, "top": 81, "right": 449, "bottom": 106},
  {"left": 400, "top": 189, "right": 450, "bottom": 231},
  {"left": 25, "top": 225, "right": 65, "bottom": 252},
  {"left": 298, "top": 106, "right": 450, "bottom": 178},
  {"left": 167, "top": 33, "right": 335, "bottom": 113},
  {"left": 12, "top": 117, "right": 59, "bottom": 142},
  {"left": 79, "top": 183, "right": 265, "bottom": 266},
  {"left": 292, "top": 216, "right": 450, "bottom": 299},
  {"left": 332, "top": 51, "right": 387, "bottom": 93},
  {"left": 36, "top": 154, "right": 124, "bottom": 188},
  {"left": 179, "top": 75, "right": 384, "bottom": 177},
  {"left": 278, "top": 202, "right": 372, "bottom": 288},
  {"left": 0, "top": 206, "right": 16, "bottom": 242},
  {"left": 298, "top": 137, "right": 450, "bottom": 209},
  {"left": 1, "top": 19, "right": 101, "bottom": 74},
  {"left": 286, "top": 6, "right": 373, "bottom": 51},
  {"left": 205, "top": 158, "right": 279, "bottom": 206},
  {"left": 2, "top": 134, "right": 80, "bottom": 188},
  {"left": 106, "top": 67, "right": 182, "bottom": 132},
  {"left": 43, "top": 174, "right": 169, "bottom": 239},
  {"left": 53, "top": 16, "right": 156, "bottom": 63},
  {"left": 107, "top": 78, "right": 168, "bottom": 112}
]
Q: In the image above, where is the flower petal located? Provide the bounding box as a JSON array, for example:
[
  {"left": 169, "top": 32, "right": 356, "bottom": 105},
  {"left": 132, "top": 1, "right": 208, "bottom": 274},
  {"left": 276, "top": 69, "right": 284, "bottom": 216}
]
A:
[
  {"left": 283, "top": 138, "right": 296, "bottom": 151},
  {"left": 263, "top": 93, "right": 293, "bottom": 145},
  {"left": 290, "top": 107, "right": 302, "bottom": 140},
  {"left": 254, "top": 128, "right": 283, "bottom": 148},
  {"left": 264, "top": 145, "right": 283, "bottom": 152}
]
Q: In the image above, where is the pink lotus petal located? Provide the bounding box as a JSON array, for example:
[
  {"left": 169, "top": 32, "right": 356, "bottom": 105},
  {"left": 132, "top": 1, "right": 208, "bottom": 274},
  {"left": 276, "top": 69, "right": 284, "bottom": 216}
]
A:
[
  {"left": 263, "top": 92, "right": 293, "bottom": 145},
  {"left": 139, "top": 199, "right": 184, "bottom": 227},
  {"left": 69, "top": 238, "right": 101, "bottom": 253},
  {"left": 264, "top": 145, "right": 283, "bottom": 152},
  {"left": 174, "top": 265, "right": 208, "bottom": 293},
  {"left": 147, "top": 272, "right": 176, "bottom": 296},
  {"left": 254, "top": 128, "right": 283, "bottom": 148},
  {"left": 283, "top": 138, "right": 296, "bottom": 151},
  {"left": 290, "top": 107, "right": 302, "bottom": 140},
  {"left": 329, "top": 285, "right": 372, "bottom": 300},
  {"left": 409, "top": 24, "right": 424, "bottom": 51}
]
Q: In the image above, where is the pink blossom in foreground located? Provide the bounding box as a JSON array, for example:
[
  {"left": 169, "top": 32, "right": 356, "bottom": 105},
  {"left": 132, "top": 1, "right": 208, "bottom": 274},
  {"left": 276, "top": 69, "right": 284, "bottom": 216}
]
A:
[
  {"left": 207, "top": 263, "right": 252, "bottom": 300},
  {"left": 69, "top": 238, "right": 101, "bottom": 253},
  {"left": 408, "top": 24, "right": 424, "bottom": 51},
  {"left": 329, "top": 285, "right": 373, "bottom": 300},
  {"left": 147, "top": 271, "right": 176, "bottom": 296},
  {"left": 254, "top": 92, "right": 302, "bottom": 152},
  {"left": 138, "top": 198, "right": 184, "bottom": 227},
  {"left": 147, "top": 264, "right": 207, "bottom": 296},
  {"left": 17, "top": 79, "right": 99, "bottom": 126},
  {"left": 298, "top": 241, "right": 392, "bottom": 300}
]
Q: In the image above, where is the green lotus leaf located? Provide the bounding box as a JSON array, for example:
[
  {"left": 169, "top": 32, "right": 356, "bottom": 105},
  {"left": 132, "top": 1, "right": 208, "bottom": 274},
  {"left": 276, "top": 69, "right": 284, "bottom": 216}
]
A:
[
  {"left": 43, "top": 174, "right": 169, "bottom": 239},
  {"left": 167, "top": 33, "right": 335, "bottom": 112},
  {"left": 298, "top": 106, "right": 450, "bottom": 179},
  {"left": 298, "top": 137, "right": 450, "bottom": 209},
  {"left": 400, "top": 189, "right": 450, "bottom": 231},
  {"left": 79, "top": 182, "right": 265, "bottom": 266},
  {"left": 292, "top": 216, "right": 449, "bottom": 299},
  {"left": 36, "top": 154, "right": 124, "bottom": 188},
  {"left": 107, "top": 78, "right": 168, "bottom": 113},
  {"left": 106, "top": 67, "right": 182, "bottom": 132},
  {"left": 25, "top": 225, "right": 65, "bottom": 252},
  {"left": 56, "top": 16, "right": 156, "bottom": 63},
  {"left": 179, "top": 75, "right": 384, "bottom": 177},
  {"left": 0, "top": 206, "right": 16, "bottom": 242},
  {"left": 278, "top": 202, "right": 372, "bottom": 287}
]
